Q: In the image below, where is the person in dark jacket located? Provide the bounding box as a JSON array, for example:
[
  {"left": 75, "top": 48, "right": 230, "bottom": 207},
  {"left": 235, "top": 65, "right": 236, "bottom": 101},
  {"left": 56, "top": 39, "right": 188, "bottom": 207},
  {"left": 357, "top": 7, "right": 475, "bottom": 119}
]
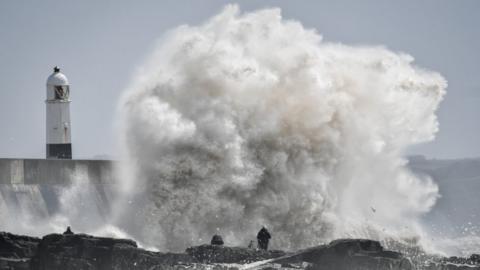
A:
[
  {"left": 210, "top": 234, "right": 224, "bottom": 245},
  {"left": 257, "top": 226, "right": 271, "bottom": 250},
  {"left": 63, "top": 226, "right": 74, "bottom": 235}
]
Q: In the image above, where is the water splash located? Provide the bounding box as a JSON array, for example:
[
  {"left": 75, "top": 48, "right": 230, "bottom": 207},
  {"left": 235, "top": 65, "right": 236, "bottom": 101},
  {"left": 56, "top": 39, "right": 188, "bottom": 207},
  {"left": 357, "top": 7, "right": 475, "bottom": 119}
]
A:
[
  {"left": 117, "top": 5, "right": 446, "bottom": 252},
  {"left": 0, "top": 164, "right": 115, "bottom": 237}
]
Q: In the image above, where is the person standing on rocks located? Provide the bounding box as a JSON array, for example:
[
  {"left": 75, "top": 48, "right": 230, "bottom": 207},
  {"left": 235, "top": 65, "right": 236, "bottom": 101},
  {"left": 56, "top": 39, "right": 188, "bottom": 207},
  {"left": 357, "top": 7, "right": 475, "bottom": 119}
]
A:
[
  {"left": 257, "top": 226, "right": 271, "bottom": 250},
  {"left": 63, "top": 226, "right": 74, "bottom": 235},
  {"left": 210, "top": 234, "right": 224, "bottom": 245}
]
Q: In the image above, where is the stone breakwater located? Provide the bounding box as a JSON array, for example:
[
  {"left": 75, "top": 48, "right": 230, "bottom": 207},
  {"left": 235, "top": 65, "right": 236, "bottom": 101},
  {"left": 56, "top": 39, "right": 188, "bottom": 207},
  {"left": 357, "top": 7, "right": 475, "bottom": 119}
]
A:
[{"left": 0, "top": 231, "right": 479, "bottom": 270}]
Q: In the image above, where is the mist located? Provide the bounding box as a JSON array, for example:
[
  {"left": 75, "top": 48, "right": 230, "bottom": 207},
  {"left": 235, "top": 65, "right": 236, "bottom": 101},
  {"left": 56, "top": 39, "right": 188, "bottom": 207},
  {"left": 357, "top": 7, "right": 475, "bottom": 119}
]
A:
[{"left": 117, "top": 5, "right": 446, "bottom": 252}]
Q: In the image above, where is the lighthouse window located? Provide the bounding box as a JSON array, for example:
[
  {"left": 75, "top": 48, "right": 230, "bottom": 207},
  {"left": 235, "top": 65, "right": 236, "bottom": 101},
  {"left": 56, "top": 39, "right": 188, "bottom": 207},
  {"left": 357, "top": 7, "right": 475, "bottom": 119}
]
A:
[{"left": 54, "top": 86, "right": 69, "bottom": 100}]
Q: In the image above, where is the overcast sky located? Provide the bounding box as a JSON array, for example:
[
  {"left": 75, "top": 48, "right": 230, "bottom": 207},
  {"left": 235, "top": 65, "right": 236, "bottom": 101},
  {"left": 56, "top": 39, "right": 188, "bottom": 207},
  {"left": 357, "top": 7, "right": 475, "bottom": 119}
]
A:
[{"left": 0, "top": 0, "right": 478, "bottom": 159}]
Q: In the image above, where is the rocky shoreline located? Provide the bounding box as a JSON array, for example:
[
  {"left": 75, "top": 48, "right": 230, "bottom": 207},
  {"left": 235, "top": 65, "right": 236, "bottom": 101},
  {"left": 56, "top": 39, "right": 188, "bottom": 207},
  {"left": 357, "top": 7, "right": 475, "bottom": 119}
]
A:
[{"left": 0, "top": 231, "right": 478, "bottom": 270}]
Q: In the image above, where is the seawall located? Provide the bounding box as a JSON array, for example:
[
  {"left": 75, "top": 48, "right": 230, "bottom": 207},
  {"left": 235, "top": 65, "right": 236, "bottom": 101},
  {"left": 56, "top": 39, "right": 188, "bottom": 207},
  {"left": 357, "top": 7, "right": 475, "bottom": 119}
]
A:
[
  {"left": 0, "top": 158, "right": 117, "bottom": 236},
  {"left": 0, "top": 158, "right": 115, "bottom": 185}
]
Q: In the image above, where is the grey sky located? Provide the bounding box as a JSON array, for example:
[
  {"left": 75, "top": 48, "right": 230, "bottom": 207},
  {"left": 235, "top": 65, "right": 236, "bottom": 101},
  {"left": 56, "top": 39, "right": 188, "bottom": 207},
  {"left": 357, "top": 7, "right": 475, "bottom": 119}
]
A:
[{"left": 0, "top": 0, "right": 478, "bottom": 159}]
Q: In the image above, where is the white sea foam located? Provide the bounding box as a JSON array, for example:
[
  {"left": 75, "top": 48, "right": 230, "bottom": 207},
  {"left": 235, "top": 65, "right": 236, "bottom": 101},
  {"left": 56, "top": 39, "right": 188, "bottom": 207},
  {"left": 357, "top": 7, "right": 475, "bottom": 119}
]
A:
[{"left": 116, "top": 5, "right": 447, "bottom": 252}]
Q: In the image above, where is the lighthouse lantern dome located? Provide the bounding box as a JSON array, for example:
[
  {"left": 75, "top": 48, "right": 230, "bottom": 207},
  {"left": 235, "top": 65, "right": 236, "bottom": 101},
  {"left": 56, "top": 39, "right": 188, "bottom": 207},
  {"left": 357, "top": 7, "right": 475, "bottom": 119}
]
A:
[
  {"left": 46, "top": 66, "right": 69, "bottom": 86},
  {"left": 46, "top": 67, "right": 70, "bottom": 101}
]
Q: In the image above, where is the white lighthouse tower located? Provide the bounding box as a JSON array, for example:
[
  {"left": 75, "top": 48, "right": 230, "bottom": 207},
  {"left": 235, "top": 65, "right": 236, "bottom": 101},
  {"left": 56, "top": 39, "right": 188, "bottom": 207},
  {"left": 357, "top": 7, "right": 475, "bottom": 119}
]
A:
[{"left": 46, "top": 66, "right": 72, "bottom": 159}]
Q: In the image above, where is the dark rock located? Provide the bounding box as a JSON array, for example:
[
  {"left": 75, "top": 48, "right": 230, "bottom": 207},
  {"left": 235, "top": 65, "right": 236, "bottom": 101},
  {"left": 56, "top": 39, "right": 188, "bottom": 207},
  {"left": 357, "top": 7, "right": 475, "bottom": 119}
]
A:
[
  {"left": 110, "top": 243, "right": 194, "bottom": 269},
  {"left": 0, "top": 232, "right": 40, "bottom": 259},
  {"left": 30, "top": 233, "right": 194, "bottom": 270},
  {"left": 1, "top": 230, "right": 480, "bottom": 270},
  {"left": 30, "top": 233, "right": 136, "bottom": 270},
  {"left": 275, "top": 239, "right": 414, "bottom": 270},
  {"left": 0, "top": 232, "right": 40, "bottom": 270},
  {"left": 186, "top": 244, "right": 286, "bottom": 264},
  {"left": 471, "top": 254, "right": 480, "bottom": 264},
  {"left": 0, "top": 257, "right": 30, "bottom": 270},
  {"left": 424, "top": 261, "right": 480, "bottom": 270},
  {"left": 423, "top": 254, "right": 480, "bottom": 270}
]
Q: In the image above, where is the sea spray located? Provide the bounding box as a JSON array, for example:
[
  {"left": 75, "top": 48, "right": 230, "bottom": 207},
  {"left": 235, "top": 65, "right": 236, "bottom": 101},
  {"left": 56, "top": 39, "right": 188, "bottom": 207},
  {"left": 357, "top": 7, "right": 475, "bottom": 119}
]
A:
[
  {"left": 0, "top": 167, "right": 112, "bottom": 237},
  {"left": 117, "top": 5, "right": 446, "bottom": 251}
]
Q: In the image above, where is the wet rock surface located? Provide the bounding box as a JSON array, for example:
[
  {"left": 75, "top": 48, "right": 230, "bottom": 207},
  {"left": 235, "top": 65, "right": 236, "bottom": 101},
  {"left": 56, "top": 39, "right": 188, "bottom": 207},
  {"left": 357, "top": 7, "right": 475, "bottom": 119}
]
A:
[
  {"left": 0, "top": 232, "right": 40, "bottom": 259},
  {"left": 422, "top": 254, "right": 480, "bottom": 270},
  {"left": 0, "top": 231, "right": 478, "bottom": 270},
  {"left": 0, "top": 232, "right": 40, "bottom": 270},
  {"left": 30, "top": 233, "right": 193, "bottom": 270},
  {"left": 186, "top": 244, "right": 286, "bottom": 264},
  {"left": 281, "top": 239, "right": 414, "bottom": 270}
]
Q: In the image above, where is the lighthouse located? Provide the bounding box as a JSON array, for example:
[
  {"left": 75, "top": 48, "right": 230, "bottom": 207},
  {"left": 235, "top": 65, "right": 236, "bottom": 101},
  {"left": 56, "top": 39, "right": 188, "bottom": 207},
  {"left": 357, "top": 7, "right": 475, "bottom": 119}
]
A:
[{"left": 46, "top": 66, "right": 72, "bottom": 159}]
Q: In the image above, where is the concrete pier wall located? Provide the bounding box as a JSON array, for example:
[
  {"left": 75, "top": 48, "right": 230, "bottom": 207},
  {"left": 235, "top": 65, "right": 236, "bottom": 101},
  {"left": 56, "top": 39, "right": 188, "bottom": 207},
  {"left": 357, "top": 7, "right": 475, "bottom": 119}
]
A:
[
  {"left": 0, "top": 158, "right": 115, "bottom": 185},
  {"left": 0, "top": 158, "right": 117, "bottom": 235}
]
